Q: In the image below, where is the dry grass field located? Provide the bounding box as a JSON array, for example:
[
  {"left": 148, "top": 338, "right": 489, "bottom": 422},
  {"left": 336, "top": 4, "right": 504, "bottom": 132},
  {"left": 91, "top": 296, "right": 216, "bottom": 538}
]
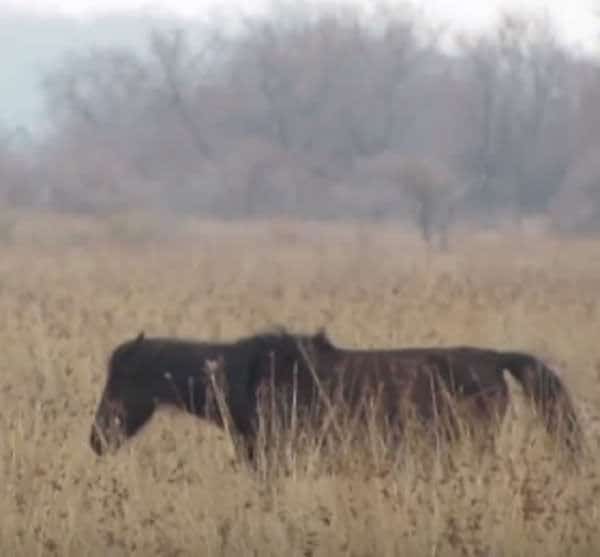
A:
[{"left": 2, "top": 211, "right": 600, "bottom": 556}]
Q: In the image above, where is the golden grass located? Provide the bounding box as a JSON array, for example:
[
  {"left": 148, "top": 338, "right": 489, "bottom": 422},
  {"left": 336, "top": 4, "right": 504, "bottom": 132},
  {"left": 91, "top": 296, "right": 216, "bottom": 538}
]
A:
[{"left": 2, "top": 211, "right": 600, "bottom": 556}]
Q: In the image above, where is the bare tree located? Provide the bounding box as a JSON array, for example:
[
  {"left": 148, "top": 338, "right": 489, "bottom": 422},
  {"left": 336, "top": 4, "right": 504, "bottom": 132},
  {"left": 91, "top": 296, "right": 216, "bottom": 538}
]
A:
[
  {"left": 149, "top": 28, "right": 216, "bottom": 160},
  {"left": 22, "top": 5, "right": 594, "bottom": 227},
  {"left": 459, "top": 14, "right": 572, "bottom": 220},
  {"left": 397, "top": 157, "right": 460, "bottom": 247}
]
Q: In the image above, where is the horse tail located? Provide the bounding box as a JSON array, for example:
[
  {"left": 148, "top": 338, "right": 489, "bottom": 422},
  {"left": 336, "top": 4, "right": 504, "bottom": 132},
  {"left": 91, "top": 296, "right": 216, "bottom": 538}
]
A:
[{"left": 498, "top": 351, "right": 583, "bottom": 456}]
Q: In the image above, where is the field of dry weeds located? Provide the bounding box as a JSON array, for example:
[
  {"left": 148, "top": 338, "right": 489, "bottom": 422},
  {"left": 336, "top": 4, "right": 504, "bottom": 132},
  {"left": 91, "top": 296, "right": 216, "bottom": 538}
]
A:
[{"left": 2, "top": 212, "right": 600, "bottom": 556}]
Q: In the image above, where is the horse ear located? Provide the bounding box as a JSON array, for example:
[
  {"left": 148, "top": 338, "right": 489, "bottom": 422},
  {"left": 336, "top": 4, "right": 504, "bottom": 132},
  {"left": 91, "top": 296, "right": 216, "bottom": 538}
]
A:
[{"left": 126, "top": 331, "right": 145, "bottom": 356}]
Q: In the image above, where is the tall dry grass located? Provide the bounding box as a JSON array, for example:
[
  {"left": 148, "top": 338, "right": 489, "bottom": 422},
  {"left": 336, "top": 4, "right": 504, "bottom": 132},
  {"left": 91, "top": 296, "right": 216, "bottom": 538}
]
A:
[{"left": 2, "top": 212, "right": 600, "bottom": 556}]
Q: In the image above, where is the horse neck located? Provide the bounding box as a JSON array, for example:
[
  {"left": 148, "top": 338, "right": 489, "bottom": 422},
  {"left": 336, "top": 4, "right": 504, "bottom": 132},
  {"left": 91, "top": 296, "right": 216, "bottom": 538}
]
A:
[{"left": 155, "top": 367, "right": 207, "bottom": 416}]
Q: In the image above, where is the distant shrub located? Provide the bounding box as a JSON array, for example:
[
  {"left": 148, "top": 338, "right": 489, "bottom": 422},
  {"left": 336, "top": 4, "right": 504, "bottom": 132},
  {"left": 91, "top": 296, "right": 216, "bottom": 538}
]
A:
[
  {"left": 0, "top": 210, "right": 17, "bottom": 245},
  {"left": 105, "top": 211, "right": 175, "bottom": 245},
  {"left": 401, "top": 158, "right": 469, "bottom": 250},
  {"left": 550, "top": 150, "right": 600, "bottom": 235}
]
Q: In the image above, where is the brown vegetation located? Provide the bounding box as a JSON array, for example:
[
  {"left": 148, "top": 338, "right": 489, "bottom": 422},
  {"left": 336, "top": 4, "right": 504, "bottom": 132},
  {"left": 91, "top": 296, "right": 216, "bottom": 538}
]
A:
[{"left": 2, "top": 213, "right": 600, "bottom": 556}]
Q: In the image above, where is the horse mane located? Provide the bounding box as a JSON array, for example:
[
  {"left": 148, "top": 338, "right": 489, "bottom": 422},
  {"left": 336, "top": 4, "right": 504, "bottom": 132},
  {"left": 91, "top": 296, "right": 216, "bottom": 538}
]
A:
[
  {"left": 256, "top": 324, "right": 291, "bottom": 337},
  {"left": 313, "top": 328, "right": 336, "bottom": 350},
  {"left": 249, "top": 325, "right": 336, "bottom": 351}
]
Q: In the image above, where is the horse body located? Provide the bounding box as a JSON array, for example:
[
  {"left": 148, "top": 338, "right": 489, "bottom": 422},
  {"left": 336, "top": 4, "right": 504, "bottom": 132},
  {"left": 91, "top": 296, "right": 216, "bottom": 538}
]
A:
[
  {"left": 302, "top": 343, "right": 511, "bottom": 426},
  {"left": 90, "top": 329, "right": 583, "bottom": 460},
  {"left": 278, "top": 336, "right": 581, "bottom": 452}
]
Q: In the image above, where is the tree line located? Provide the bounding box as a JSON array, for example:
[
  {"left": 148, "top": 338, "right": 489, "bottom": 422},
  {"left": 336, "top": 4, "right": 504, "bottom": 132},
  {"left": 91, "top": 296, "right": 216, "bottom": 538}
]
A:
[{"left": 2, "top": 4, "right": 600, "bottom": 242}]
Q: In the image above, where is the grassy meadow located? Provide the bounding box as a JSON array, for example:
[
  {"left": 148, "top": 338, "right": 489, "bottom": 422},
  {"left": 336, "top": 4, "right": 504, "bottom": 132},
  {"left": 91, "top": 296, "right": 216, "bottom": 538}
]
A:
[{"left": 2, "top": 211, "right": 600, "bottom": 556}]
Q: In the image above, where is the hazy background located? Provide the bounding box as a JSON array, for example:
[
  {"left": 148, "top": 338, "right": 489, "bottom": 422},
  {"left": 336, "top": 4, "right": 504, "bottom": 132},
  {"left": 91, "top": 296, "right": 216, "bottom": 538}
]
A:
[{"left": 2, "top": 0, "right": 600, "bottom": 242}]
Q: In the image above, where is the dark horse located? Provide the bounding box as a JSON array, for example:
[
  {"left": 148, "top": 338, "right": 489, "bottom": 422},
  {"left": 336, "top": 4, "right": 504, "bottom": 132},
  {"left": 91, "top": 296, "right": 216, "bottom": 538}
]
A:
[
  {"left": 90, "top": 330, "right": 307, "bottom": 457},
  {"left": 90, "top": 329, "right": 583, "bottom": 460}
]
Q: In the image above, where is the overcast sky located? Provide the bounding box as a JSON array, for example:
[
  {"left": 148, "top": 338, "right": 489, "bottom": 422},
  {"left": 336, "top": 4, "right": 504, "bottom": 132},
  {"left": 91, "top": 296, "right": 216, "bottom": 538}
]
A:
[
  {"left": 1, "top": 0, "right": 599, "bottom": 135},
  {"left": 4, "top": 0, "right": 599, "bottom": 46}
]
